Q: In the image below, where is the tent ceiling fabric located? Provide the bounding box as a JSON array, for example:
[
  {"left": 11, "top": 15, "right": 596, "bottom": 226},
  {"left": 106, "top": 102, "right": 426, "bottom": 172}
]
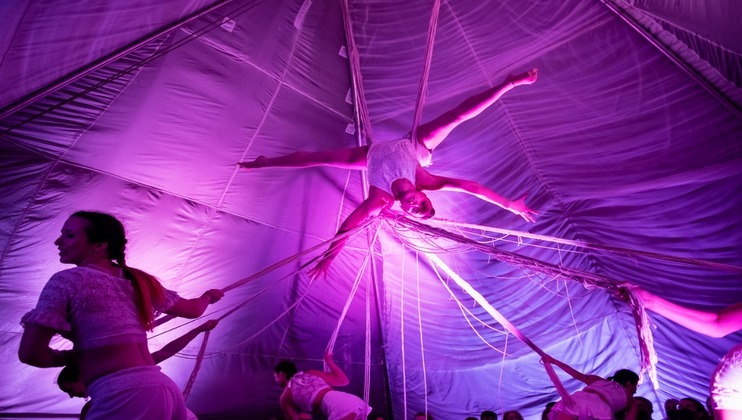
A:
[{"left": 1, "top": 0, "right": 741, "bottom": 418}]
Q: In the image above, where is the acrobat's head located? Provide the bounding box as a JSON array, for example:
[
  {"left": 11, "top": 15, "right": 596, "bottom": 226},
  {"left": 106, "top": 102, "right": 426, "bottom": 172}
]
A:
[
  {"left": 400, "top": 190, "right": 435, "bottom": 219},
  {"left": 273, "top": 360, "right": 298, "bottom": 388}
]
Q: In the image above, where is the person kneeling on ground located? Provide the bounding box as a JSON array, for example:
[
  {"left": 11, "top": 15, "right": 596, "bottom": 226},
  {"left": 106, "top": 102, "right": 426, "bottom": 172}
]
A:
[{"left": 274, "top": 352, "right": 370, "bottom": 420}]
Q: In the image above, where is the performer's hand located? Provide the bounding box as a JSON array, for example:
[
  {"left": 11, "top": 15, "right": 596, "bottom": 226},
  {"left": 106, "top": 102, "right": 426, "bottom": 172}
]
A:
[
  {"left": 323, "top": 351, "right": 334, "bottom": 364},
  {"left": 237, "top": 156, "right": 267, "bottom": 170},
  {"left": 308, "top": 257, "right": 334, "bottom": 280},
  {"left": 202, "top": 289, "right": 224, "bottom": 304},
  {"left": 196, "top": 319, "right": 219, "bottom": 332},
  {"left": 507, "top": 194, "right": 538, "bottom": 223}
]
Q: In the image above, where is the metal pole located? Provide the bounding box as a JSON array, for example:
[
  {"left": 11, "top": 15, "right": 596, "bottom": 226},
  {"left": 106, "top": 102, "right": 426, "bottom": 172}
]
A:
[
  {"left": 599, "top": 0, "right": 742, "bottom": 120},
  {"left": 0, "top": 0, "right": 238, "bottom": 120}
]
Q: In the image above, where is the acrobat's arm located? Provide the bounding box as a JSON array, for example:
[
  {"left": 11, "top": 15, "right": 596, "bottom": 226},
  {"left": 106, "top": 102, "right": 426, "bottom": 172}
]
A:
[
  {"left": 309, "top": 189, "right": 392, "bottom": 279},
  {"left": 418, "top": 170, "right": 537, "bottom": 222},
  {"left": 633, "top": 287, "right": 742, "bottom": 338}
]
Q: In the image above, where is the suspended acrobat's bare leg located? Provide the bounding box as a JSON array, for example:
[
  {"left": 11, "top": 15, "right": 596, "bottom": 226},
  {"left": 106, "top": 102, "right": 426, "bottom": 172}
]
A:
[
  {"left": 238, "top": 146, "right": 369, "bottom": 170},
  {"left": 415, "top": 68, "right": 538, "bottom": 151}
]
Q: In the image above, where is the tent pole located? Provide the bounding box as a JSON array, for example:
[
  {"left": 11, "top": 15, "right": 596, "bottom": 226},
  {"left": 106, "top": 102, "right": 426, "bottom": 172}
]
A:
[
  {"left": 0, "top": 0, "right": 237, "bottom": 120},
  {"left": 599, "top": 0, "right": 742, "bottom": 120}
]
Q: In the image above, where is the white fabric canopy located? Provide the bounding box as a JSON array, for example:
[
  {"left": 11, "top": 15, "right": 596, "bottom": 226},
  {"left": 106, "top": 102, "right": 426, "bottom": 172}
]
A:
[{"left": 1, "top": 0, "right": 740, "bottom": 418}]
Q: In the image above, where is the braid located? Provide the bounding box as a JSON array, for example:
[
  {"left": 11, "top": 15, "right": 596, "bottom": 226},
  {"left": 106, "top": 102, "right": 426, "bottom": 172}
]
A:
[{"left": 71, "top": 211, "right": 165, "bottom": 331}]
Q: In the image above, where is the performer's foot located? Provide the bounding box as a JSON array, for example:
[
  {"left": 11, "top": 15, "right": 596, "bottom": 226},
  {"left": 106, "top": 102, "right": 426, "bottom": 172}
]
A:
[
  {"left": 237, "top": 156, "right": 268, "bottom": 170},
  {"left": 506, "top": 68, "right": 538, "bottom": 87}
]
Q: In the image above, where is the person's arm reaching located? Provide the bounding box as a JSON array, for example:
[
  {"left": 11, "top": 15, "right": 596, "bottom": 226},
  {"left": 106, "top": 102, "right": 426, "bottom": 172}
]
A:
[
  {"left": 165, "top": 289, "right": 224, "bottom": 319},
  {"left": 541, "top": 354, "right": 602, "bottom": 385},
  {"left": 151, "top": 319, "right": 219, "bottom": 364},
  {"left": 418, "top": 170, "right": 537, "bottom": 223},
  {"left": 308, "top": 352, "right": 350, "bottom": 387},
  {"left": 308, "top": 189, "right": 392, "bottom": 279},
  {"left": 632, "top": 287, "right": 742, "bottom": 338}
]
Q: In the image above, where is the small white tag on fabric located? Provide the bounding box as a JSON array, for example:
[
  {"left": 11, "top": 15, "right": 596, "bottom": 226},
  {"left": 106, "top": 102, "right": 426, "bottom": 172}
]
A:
[
  {"left": 345, "top": 124, "right": 355, "bottom": 135},
  {"left": 220, "top": 17, "right": 236, "bottom": 32},
  {"left": 338, "top": 45, "right": 348, "bottom": 58}
]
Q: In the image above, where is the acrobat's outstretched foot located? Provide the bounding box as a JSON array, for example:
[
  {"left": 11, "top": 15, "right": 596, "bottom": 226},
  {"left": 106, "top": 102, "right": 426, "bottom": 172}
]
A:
[
  {"left": 506, "top": 68, "right": 538, "bottom": 87},
  {"left": 237, "top": 156, "right": 268, "bottom": 170}
]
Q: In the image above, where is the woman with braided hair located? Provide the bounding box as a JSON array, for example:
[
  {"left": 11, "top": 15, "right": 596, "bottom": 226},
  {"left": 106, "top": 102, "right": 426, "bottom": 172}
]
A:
[{"left": 18, "top": 211, "right": 224, "bottom": 419}]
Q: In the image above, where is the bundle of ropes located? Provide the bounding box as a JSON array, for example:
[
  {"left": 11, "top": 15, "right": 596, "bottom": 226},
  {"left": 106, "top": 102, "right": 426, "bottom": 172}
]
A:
[
  {"left": 157, "top": 200, "right": 742, "bottom": 406},
  {"left": 10, "top": 0, "right": 741, "bottom": 413}
]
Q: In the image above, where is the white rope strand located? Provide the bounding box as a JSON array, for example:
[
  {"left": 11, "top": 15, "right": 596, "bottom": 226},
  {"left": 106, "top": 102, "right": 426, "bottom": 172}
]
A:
[
  {"left": 363, "top": 250, "right": 372, "bottom": 410},
  {"left": 400, "top": 244, "right": 408, "bottom": 419},
  {"left": 415, "top": 251, "right": 430, "bottom": 417},
  {"left": 182, "top": 330, "right": 211, "bottom": 400},
  {"left": 327, "top": 225, "right": 381, "bottom": 352},
  {"left": 410, "top": 0, "right": 443, "bottom": 140}
]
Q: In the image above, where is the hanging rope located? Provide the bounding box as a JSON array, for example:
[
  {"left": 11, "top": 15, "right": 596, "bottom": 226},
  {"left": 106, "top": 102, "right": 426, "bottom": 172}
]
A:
[
  {"left": 338, "top": 2, "right": 381, "bottom": 412},
  {"left": 327, "top": 224, "right": 381, "bottom": 352},
  {"left": 400, "top": 243, "right": 409, "bottom": 419},
  {"left": 415, "top": 251, "right": 430, "bottom": 417},
  {"left": 429, "top": 257, "right": 509, "bottom": 353},
  {"left": 151, "top": 217, "right": 377, "bottom": 334},
  {"left": 363, "top": 245, "right": 373, "bottom": 412},
  {"left": 340, "top": 0, "right": 374, "bottom": 142},
  {"left": 182, "top": 329, "right": 211, "bottom": 400},
  {"left": 151, "top": 258, "right": 312, "bottom": 343},
  {"left": 224, "top": 217, "right": 376, "bottom": 293},
  {"left": 425, "top": 253, "right": 575, "bottom": 404},
  {"left": 427, "top": 217, "right": 742, "bottom": 274},
  {"left": 409, "top": 0, "right": 443, "bottom": 141},
  {"left": 146, "top": 217, "right": 380, "bottom": 410},
  {"left": 390, "top": 215, "right": 621, "bottom": 289},
  {"left": 386, "top": 214, "right": 657, "bottom": 390},
  {"left": 624, "top": 288, "right": 659, "bottom": 386},
  {"left": 316, "top": 224, "right": 379, "bottom": 417}
]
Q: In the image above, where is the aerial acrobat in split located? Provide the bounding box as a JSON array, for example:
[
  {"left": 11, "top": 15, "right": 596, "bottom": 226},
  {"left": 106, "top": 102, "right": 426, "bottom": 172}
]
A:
[{"left": 239, "top": 68, "right": 539, "bottom": 277}]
